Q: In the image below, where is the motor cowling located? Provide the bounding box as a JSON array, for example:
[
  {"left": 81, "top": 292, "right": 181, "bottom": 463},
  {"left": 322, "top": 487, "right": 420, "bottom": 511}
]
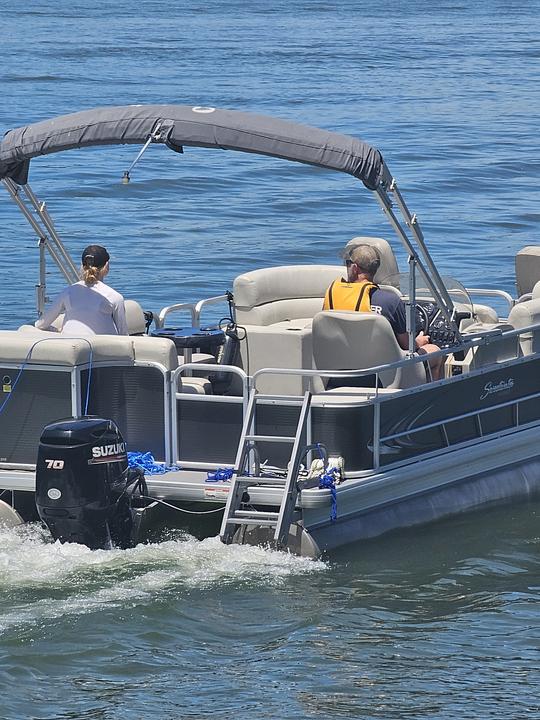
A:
[{"left": 35, "top": 417, "right": 145, "bottom": 550}]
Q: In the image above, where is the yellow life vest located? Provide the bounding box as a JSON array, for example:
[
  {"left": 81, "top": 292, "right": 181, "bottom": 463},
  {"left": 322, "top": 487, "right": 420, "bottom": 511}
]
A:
[{"left": 323, "top": 279, "right": 378, "bottom": 312}]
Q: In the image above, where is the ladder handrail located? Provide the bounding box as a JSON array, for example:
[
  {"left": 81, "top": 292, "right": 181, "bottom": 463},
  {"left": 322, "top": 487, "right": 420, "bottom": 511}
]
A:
[
  {"left": 220, "top": 390, "right": 313, "bottom": 549},
  {"left": 274, "top": 390, "right": 312, "bottom": 548}
]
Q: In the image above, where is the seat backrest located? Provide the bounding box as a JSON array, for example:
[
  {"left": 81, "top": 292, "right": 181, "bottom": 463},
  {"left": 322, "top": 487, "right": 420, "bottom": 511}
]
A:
[
  {"left": 508, "top": 298, "right": 540, "bottom": 355},
  {"left": 1, "top": 330, "right": 134, "bottom": 365},
  {"left": 312, "top": 310, "right": 424, "bottom": 389},
  {"left": 233, "top": 240, "right": 401, "bottom": 327},
  {"left": 461, "top": 322, "right": 519, "bottom": 367},
  {"left": 515, "top": 246, "right": 540, "bottom": 298},
  {"left": 131, "top": 336, "right": 178, "bottom": 371},
  {"left": 125, "top": 299, "right": 148, "bottom": 335},
  {"left": 342, "top": 236, "right": 400, "bottom": 286},
  {"left": 234, "top": 265, "right": 343, "bottom": 325}
]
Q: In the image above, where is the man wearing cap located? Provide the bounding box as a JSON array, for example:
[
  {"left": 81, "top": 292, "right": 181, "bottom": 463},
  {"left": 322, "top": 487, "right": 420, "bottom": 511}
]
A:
[
  {"left": 35, "top": 244, "right": 128, "bottom": 336},
  {"left": 323, "top": 244, "right": 443, "bottom": 380}
]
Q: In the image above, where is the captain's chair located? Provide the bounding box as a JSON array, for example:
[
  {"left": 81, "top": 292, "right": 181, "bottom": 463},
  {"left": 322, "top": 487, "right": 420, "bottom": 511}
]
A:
[
  {"left": 125, "top": 299, "right": 148, "bottom": 335},
  {"left": 342, "top": 236, "right": 400, "bottom": 288},
  {"left": 312, "top": 310, "right": 425, "bottom": 392}
]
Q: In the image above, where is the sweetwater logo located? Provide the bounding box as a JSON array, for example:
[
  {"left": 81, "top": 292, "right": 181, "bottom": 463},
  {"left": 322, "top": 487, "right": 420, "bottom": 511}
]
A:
[
  {"left": 480, "top": 378, "right": 514, "bottom": 400},
  {"left": 88, "top": 442, "right": 127, "bottom": 465}
]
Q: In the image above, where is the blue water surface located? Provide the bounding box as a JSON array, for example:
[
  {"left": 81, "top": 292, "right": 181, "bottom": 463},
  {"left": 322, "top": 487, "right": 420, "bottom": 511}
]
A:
[{"left": 0, "top": 2, "right": 539, "bottom": 718}]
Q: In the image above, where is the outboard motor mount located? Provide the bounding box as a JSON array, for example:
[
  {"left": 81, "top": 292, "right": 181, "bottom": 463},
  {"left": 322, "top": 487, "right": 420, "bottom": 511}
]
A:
[{"left": 35, "top": 417, "right": 146, "bottom": 550}]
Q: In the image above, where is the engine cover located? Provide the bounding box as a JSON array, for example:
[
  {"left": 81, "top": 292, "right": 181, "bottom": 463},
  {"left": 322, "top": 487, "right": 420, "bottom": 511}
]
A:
[{"left": 35, "top": 417, "right": 140, "bottom": 550}]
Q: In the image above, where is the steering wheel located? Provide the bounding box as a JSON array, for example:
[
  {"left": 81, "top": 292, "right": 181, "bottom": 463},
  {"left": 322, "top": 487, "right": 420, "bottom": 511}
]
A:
[{"left": 414, "top": 303, "right": 431, "bottom": 336}]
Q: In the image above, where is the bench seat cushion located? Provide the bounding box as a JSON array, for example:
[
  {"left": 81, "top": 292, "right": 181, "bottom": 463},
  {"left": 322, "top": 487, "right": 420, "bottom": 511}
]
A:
[{"left": 2, "top": 330, "right": 134, "bottom": 365}]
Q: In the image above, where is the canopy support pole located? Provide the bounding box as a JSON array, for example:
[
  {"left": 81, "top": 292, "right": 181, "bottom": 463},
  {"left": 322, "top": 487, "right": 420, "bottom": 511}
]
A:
[
  {"left": 373, "top": 169, "right": 460, "bottom": 342},
  {"left": 1, "top": 178, "right": 79, "bottom": 315}
]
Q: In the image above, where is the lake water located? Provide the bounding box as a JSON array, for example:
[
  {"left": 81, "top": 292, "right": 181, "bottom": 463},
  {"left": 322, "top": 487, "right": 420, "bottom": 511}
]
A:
[{"left": 0, "top": 1, "right": 539, "bottom": 718}]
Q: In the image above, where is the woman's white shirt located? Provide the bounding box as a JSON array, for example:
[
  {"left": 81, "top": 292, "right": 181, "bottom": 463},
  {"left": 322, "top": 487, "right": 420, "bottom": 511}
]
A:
[{"left": 35, "top": 281, "right": 129, "bottom": 336}]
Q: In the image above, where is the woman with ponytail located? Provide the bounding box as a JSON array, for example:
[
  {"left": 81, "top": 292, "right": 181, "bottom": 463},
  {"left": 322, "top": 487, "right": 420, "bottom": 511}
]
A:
[{"left": 35, "top": 244, "right": 128, "bottom": 336}]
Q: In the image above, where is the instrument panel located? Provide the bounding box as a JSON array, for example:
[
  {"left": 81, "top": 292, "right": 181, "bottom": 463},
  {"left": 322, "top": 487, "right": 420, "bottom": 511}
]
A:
[{"left": 414, "top": 300, "right": 460, "bottom": 348}]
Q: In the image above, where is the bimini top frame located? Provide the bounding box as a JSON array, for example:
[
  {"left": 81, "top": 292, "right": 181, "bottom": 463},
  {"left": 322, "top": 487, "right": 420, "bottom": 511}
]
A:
[{"left": 0, "top": 104, "right": 458, "bottom": 337}]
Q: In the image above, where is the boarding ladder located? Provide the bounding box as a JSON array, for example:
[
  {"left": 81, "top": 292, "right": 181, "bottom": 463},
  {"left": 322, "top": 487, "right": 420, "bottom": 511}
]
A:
[{"left": 220, "top": 389, "right": 312, "bottom": 549}]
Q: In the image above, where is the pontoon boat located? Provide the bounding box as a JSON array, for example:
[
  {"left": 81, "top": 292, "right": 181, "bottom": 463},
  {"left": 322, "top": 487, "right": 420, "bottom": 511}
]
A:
[{"left": 0, "top": 105, "right": 539, "bottom": 556}]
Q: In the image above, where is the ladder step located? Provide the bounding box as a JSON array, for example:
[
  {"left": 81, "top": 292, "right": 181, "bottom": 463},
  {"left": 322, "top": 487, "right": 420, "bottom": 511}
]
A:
[
  {"left": 224, "top": 517, "right": 278, "bottom": 527},
  {"left": 234, "top": 510, "right": 279, "bottom": 519},
  {"left": 234, "top": 475, "right": 287, "bottom": 486},
  {"left": 244, "top": 434, "right": 295, "bottom": 443}
]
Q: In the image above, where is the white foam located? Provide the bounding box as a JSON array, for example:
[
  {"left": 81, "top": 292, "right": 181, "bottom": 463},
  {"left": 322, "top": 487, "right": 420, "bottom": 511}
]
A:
[{"left": 0, "top": 524, "right": 327, "bottom": 633}]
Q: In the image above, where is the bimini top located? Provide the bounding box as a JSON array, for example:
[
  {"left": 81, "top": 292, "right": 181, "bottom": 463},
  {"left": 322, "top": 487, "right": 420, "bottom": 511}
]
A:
[{"left": 0, "top": 104, "right": 384, "bottom": 189}]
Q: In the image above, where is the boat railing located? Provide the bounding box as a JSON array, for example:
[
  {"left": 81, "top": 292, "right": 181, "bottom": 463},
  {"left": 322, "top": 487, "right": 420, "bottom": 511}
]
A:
[
  {"left": 156, "top": 301, "right": 197, "bottom": 329},
  {"left": 173, "top": 362, "right": 249, "bottom": 470},
  {"left": 250, "top": 323, "right": 537, "bottom": 471},
  {"left": 465, "top": 287, "right": 515, "bottom": 311},
  {"left": 250, "top": 323, "right": 517, "bottom": 391},
  {"left": 156, "top": 294, "right": 231, "bottom": 329},
  {"left": 170, "top": 323, "right": 539, "bottom": 475},
  {"left": 193, "top": 294, "right": 231, "bottom": 326}
]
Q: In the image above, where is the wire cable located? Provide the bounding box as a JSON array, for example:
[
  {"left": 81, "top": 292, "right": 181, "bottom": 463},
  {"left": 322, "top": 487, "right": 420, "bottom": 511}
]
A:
[{"left": 140, "top": 495, "right": 226, "bottom": 515}]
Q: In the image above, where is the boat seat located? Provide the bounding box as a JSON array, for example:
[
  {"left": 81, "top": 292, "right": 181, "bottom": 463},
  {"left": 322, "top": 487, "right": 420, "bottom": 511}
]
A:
[
  {"left": 515, "top": 246, "right": 540, "bottom": 299},
  {"left": 233, "top": 238, "right": 399, "bottom": 327},
  {"left": 311, "top": 310, "right": 425, "bottom": 392},
  {"left": 341, "top": 236, "right": 400, "bottom": 288},
  {"left": 124, "top": 299, "right": 148, "bottom": 335},
  {"left": 232, "top": 265, "right": 340, "bottom": 394},
  {"left": 1, "top": 330, "right": 135, "bottom": 365},
  {"left": 12, "top": 328, "right": 207, "bottom": 393},
  {"left": 456, "top": 302, "right": 499, "bottom": 329},
  {"left": 232, "top": 241, "right": 401, "bottom": 395},
  {"left": 234, "top": 264, "right": 343, "bottom": 326},
  {"left": 507, "top": 298, "right": 540, "bottom": 355},
  {"left": 454, "top": 322, "right": 519, "bottom": 372}
]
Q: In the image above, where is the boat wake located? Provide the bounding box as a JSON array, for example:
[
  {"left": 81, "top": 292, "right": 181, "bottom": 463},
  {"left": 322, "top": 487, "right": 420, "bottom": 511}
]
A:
[{"left": 0, "top": 522, "right": 327, "bottom": 634}]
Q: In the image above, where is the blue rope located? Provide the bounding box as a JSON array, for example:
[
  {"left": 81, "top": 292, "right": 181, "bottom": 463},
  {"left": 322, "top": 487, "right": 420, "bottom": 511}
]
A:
[
  {"left": 318, "top": 468, "right": 338, "bottom": 522},
  {"left": 206, "top": 467, "right": 234, "bottom": 482},
  {"left": 128, "top": 451, "right": 178, "bottom": 475}
]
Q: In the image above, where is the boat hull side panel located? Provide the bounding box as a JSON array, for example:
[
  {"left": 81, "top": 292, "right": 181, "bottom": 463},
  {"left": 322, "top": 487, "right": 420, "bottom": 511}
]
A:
[
  {"left": 305, "top": 456, "right": 540, "bottom": 554},
  {"left": 177, "top": 398, "right": 243, "bottom": 464},
  {"left": 0, "top": 368, "right": 71, "bottom": 464},
  {"left": 83, "top": 366, "right": 167, "bottom": 461},
  {"left": 312, "top": 404, "right": 375, "bottom": 470},
  {"left": 377, "top": 358, "right": 540, "bottom": 466}
]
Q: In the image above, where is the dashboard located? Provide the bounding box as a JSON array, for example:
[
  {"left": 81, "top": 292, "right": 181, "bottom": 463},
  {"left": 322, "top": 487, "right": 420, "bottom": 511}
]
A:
[{"left": 414, "top": 300, "right": 461, "bottom": 348}]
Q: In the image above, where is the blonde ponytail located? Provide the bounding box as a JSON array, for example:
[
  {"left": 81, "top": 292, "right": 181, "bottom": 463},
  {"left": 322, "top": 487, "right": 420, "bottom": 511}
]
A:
[{"left": 80, "top": 265, "right": 105, "bottom": 286}]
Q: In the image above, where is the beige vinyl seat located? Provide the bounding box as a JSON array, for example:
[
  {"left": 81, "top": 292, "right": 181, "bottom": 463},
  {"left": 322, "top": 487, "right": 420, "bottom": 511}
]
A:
[
  {"left": 232, "top": 237, "right": 401, "bottom": 395},
  {"left": 455, "top": 321, "right": 519, "bottom": 372},
  {"left": 311, "top": 310, "right": 425, "bottom": 392},
  {"left": 124, "top": 299, "right": 148, "bottom": 335},
  {"left": 13, "top": 327, "right": 211, "bottom": 394},
  {"left": 460, "top": 255, "right": 540, "bottom": 364},
  {"left": 341, "top": 235, "right": 400, "bottom": 288},
  {"left": 515, "top": 246, "right": 540, "bottom": 299},
  {"left": 507, "top": 295, "right": 540, "bottom": 355}
]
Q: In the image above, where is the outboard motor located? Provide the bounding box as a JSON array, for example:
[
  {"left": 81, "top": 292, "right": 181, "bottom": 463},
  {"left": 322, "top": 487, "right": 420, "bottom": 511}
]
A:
[{"left": 35, "top": 417, "right": 146, "bottom": 550}]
